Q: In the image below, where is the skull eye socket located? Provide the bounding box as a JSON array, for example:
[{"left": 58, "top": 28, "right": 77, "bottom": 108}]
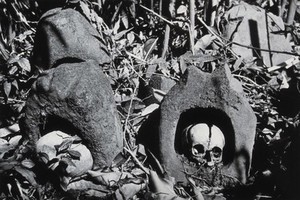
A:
[
  {"left": 211, "top": 147, "right": 222, "bottom": 158},
  {"left": 193, "top": 144, "right": 205, "bottom": 155}
]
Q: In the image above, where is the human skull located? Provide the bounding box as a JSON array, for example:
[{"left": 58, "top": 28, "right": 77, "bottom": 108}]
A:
[
  {"left": 36, "top": 131, "right": 93, "bottom": 178},
  {"left": 183, "top": 123, "right": 225, "bottom": 166}
]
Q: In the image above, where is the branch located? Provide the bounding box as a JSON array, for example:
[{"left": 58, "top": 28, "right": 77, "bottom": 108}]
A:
[
  {"left": 189, "top": 0, "right": 195, "bottom": 54},
  {"left": 139, "top": 4, "right": 174, "bottom": 26}
]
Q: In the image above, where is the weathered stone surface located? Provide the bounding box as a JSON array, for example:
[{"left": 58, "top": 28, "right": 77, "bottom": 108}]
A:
[
  {"left": 139, "top": 65, "right": 256, "bottom": 184},
  {"left": 224, "top": 2, "right": 292, "bottom": 67},
  {"left": 139, "top": 74, "right": 176, "bottom": 105},
  {"left": 21, "top": 60, "right": 123, "bottom": 167},
  {"left": 31, "top": 8, "right": 111, "bottom": 70}
]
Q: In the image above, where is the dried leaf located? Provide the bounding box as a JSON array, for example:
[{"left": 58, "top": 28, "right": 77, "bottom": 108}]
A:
[
  {"left": 14, "top": 166, "right": 37, "bottom": 186},
  {"left": 127, "top": 32, "right": 135, "bottom": 45},
  {"left": 140, "top": 103, "right": 159, "bottom": 117},
  {"left": 17, "top": 57, "right": 31, "bottom": 72},
  {"left": 115, "top": 28, "right": 134, "bottom": 41},
  {"left": 67, "top": 149, "right": 81, "bottom": 160},
  {"left": 144, "top": 38, "right": 158, "bottom": 59},
  {"left": 149, "top": 170, "right": 185, "bottom": 199},
  {"left": 17, "top": 179, "right": 27, "bottom": 200},
  {"left": 8, "top": 135, "right": 21, "bottom": 147},
  {"left": 146, "top": 64, "right": 157, "bottom": 78},
  {"left": 115, "top": 181, "right": 147, "bottom": 200},
  {"left": 121, "top": 15, "right": 129, "bottom": 29},
  {"left": 11, "top": 79, "right": 18, "bottom": 90},
  {"left": 187, "top": 177, "right": 204, "bottom": 200},
  {"left": 60, "top": 176, "right": 70, "bottom": 191},
  {"left": 176, "top": 5, "right": 188, "bottom": 15},
  {"left": 113, "top": 18, "right": 121, "bottom": 35},
  {"left": 79, "top": 1, "right": 91, "bottom": 20},
  {"left": 8, "top": 65, "right": 18, "bottom": 75},
  {"left": 87, "top": 170, "right": 132, "bottom": 186},
  {"left": 3, "top": 81, "right": 11, "bottom": 98},
  {"left": 60, "top": 157, "right": 76, "bottom": 168},
  {"left": 194, "top": 34, "right": 216, "bottom": 52},
  {"left": 280, "top": 72, "right": 289, "bottom": 89},
  {"left": 21, "top": 159, "right": 35, "bottom": 169},
  {"left": 0, "top": 124, "right": 20, "bottom": 138},
  {"left": 233, "top": 57, "right": 243, "bottom": 71},
  {"left": 71, "top": 135, "right": 82, "bottom": 143},
  {"left": 55, "top": 138, "right": 74, "bottom": 154},
  {"left": 38, "top": 152, "right": 49, "bottom": 164},
  {"left": 7, "top": 54, "right": 20, "bottom": 64}
]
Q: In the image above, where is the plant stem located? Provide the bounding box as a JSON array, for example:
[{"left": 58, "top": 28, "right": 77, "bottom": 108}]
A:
[
  {"left": 139, "top": 4, "right": 174, "bottom": 26},
  {"left": 286, "top": 0, "right": 297, "bottom": 25},
  {"left": 161, "top": 24, "right": 170, "bottom": 58},
  {"left": 189, "top": 0, "right": 195, "bottom": 55}
]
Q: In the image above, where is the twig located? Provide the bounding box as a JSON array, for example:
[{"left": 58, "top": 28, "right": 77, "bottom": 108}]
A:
[
  {"left": 139, "top": 4, "right": 174, "bottom": 26},
  {"left": 0, "top": 97, "right": 25, "bottom": 104},
  {"left": 189, "top": 0, "right": 195, "bottom": 55},
  {"left": 145, "top": 37, "right": 158, "bottom": 60},
  {"left": 123, "top": 86, "right": 138, "bottom": 150},
  {"left": 126, "top": 51, "right": 147, "bottom": 63},
  {"left": 230, "top": 41, "right": 299, "bottom": 56},
  {"left": 124, "top": 147, "right": 150, "bottom": 175},
  {"left": 161, "top": 24, "right": 170, "bottom": 58},
  {"left": 197, "top": 16, "right": 239, "bottom": 59},
  {"left": 233, "top": 74, "right": 263, "bottom": 88}
]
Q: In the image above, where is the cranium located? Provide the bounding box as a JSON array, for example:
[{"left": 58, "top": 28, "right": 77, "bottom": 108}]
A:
[
  {"left": 36, "top": 131, "right": 93, "bottom": 179},
  {"left": 183, "top": 123, "right": 225, "bottom": 166}
]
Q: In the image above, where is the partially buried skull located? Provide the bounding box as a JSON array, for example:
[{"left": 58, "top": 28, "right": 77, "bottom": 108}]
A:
[
  {"left": 183, "top": 123, "right": 225, "bottom": 166},
  {"left": 36, "top": 131, "right": 93, "bottom": 186}
]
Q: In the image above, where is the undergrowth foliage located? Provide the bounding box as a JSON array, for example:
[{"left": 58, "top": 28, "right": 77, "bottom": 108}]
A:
[{"left": 0, "top": 0, "right": 300, "bottom": 199}]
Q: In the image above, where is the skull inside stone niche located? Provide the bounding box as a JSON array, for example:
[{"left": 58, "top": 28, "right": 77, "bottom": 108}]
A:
[{"left": 183, "top": 123, "right": 225, "bottom": 166}]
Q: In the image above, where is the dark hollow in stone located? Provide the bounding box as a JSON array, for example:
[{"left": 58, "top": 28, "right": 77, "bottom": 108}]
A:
[{"left": 175, "top": 107, "right": 236, "bottom": 166}]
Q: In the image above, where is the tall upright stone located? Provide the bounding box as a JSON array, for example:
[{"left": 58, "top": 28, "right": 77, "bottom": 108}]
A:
[
  {"left": 224, "top": 2, "right": 292, "bottom": 67},
  {"left": 139, "top": 65, "right": 256, "bottom": 184},
  {"left": 31, "top": 8, "right": 111, "bottom": 70}
]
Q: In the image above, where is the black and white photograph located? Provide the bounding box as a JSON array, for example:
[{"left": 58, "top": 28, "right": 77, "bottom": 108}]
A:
[{"left": 0, "top": 0, "right": 299, "bottom": 199}]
